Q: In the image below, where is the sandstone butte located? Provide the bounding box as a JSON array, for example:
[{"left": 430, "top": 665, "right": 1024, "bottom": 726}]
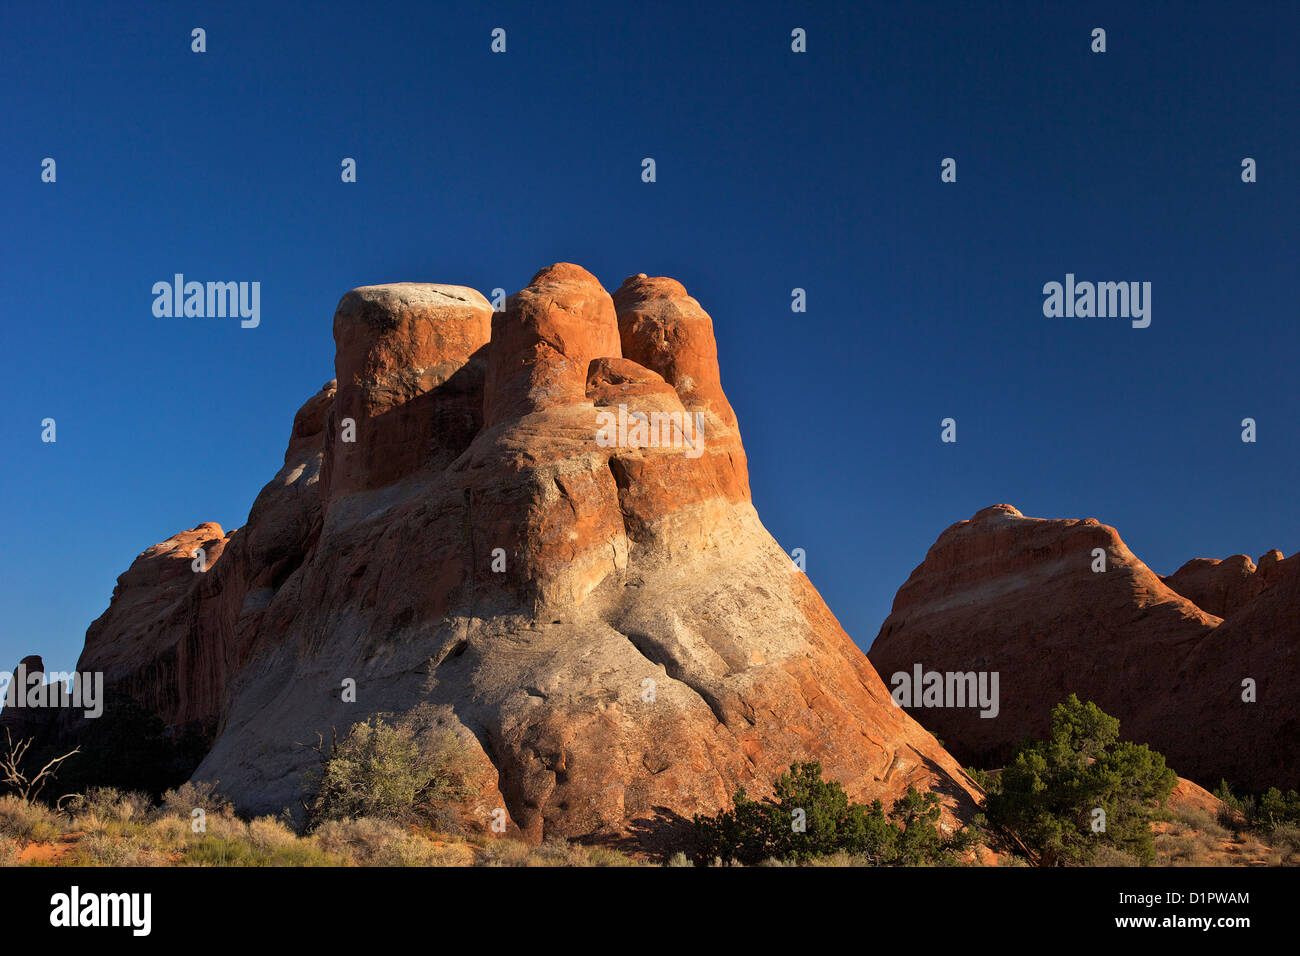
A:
[
  {"left": 868, "top": 504, "right": 1300, "bottom": 792},
  {"left": 13, "top": 264, "right": 983, "bottom": 849}
]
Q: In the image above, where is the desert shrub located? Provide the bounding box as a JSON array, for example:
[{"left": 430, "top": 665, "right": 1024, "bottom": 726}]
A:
[
  {"left": 311, "top": 817, "right": 425, "bottom": 864},
  {"left": 309, "top": 814, "right": 478, "bottom": 865},
  {"left": 522, "top": 839, "right": 597, "bottom": 867},
  {"left": 62, "top": 787, "right": 152, "bottom": 823},
  {"left": 0, "top": 794, "right": 62, "bottom": 844},
  {"left": 1214, "top": 781, "right": 1255, "bottom": 827},
  {"left": 1268, "top": 823, "right": 1300, "bottom": 852},
  {"left": 1091, "top": 844, "right": 1143, "bottom": 866},
  {"left": 1214, "top": 781, "right": 1300, "bottom": 862},
  {"left": 1215, "top": 780, "right": 1300, "bottom": 830},
  {"left": 63, "top": 788, "right": 158, "bottom": 842},
  {"left": 144, "top": 813, "right": 192, "bottom": 851},
  {"left": 479, "top": 838, "right": 535, "bottom": 867},
  {"left": 246, "top": 815, "right": 299, "bottom": 852},
  {"left": 981, "top": 695, "right": 1176, "bottom": 866},
  {"left": 66, "top": 830, "right": 167, "bottom": 867},
  {"left": 514, "top": 839, "right": 639, "bottom": 868},
  {"left": 1173, "top": 807, "right": 1228, "bottom": 841},
  {"left": 691, "top": 761, "right": 975, "bottom": 866},
  {"left": 159, "top": 780, "right": 233, "bottom": 819},
  {"left": 383, "top": 837, "right": 476, "bottom": 866},
  {"left": 181, "top": 833, "right": 340, "bottom": 867},
  {"left": 1152, "top": 814, "right": 1239, "bottom": 867},
  {"left": 1256, "top": 787, "right": 1300, "bottom": 827},
  {"left": 301, "top": 710, "right": 476, "bottom": 831},
  {"left": 310, "top": 816, "right": 405, "bottom": 859},
  {"left": 581, "top": 845, "right": 638, "bottom": 867}
]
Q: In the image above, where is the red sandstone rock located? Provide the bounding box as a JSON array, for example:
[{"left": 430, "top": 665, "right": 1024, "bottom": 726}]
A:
[
  {"left": 869, "top": 505, "right": 1219, "bottom": 770},
  {"left": 1168, "top": 777, "right": 1228, "bottom": 819},
  {"left": 869, "top": 504, "right": 1298, "bottom": 791},
  {"left": 324, "top": 283, "right": 492, "bottom": 501},
  {"left": 483, "top": 264, "right": 622, "bottom": 429},
  {"left": 1162, "top": 554, "right": 1267, "bottom": 618},
  {"left": 613, "top": 273, "right": 737, "bottom": 427},
  {"left": 584, "top": 357, "right": 679, "bottom": 408},
  {"left": 41, "top": 265, "right": 981, "bottom": 850},
  {"left": 1171, "top": 552, "right": 1300, "bottom": 789}
]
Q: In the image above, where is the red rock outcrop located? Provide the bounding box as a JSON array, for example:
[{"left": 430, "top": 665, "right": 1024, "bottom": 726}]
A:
[
  {"left": 1167, "top": 777, "right": 1229, "bottom": 820},
  {"left": 1171, "top": 551, "right": 1300, "bottom": 789},
  {"left": 324, "top": 284, "right": 491, "bottom": 501},
  {"left": 613, "top": 274, "right": 737, "bottom": 428},
  {"left": 1161, "top": 553, "right": 1275, "bottom": 618},
  {"left": 869, "top": 504, "right": 1298, "bottom": 791},
  {"left": 483, "top": 264, "right": 621, "bottom": 428},
  {"left": 29, "top": 265, "right": 981, "bottom": 849}
]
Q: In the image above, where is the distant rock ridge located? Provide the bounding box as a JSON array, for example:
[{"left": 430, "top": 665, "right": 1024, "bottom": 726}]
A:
[
  {"left": 13, "top": 264, "right": 981, "bottom": 848},
  {"left": 869, "top": 504, "right": 1299, "bottom": 791},
  {"left": 1161, "top": 550, "right": 1287, "bottom": 618}
]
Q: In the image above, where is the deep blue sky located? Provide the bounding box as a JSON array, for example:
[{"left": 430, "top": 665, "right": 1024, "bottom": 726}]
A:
[{"left": 2, "top": 1, "right": 1296, "bottom": 673}]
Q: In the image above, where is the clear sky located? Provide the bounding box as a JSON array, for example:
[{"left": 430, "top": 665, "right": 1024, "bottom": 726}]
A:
[{"left": 2, "top": 1, "right": 1296, "bottom": 674}]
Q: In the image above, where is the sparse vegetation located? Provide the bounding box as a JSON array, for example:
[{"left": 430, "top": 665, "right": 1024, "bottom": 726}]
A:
[
  {"left": 479, "top": 837, "right": 639, "bottom": 868},
  {"left": 978, "top": 695, "right": 1176, "bottom": 866},
  {"left": 0, "top": 784, "right": 644, "bottom": 867},
  {"left": 1210, "top": 781, "right": 1300, "bottom": 864},
  {"left": 0, "top": 793, "right": 62, "bottom": 844},
  {"left": 690, "top": 761, "right": 976, "bottom": 866},
  {"left": 300, "top": 708, "right": 477, "bottom": 832},
  {"left": 4, "top": 701, "right": 1292, "bottom": 867},
  {"left": 1214, "top": 780, "right": 1300, "bottom": 829}
]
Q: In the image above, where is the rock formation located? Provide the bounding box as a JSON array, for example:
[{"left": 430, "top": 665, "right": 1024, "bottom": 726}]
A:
[
  {"left": 1161, "top": 550, "right": 1285, "bottom": 618},
  {"left": 1169, "top": 549, "right": 1300, "bottom": 789},
  {"left": 21, "top": 264, "right": 982, "bottom": 849},
  {"left": 868, "top": 504, "right": 1299, "bottom": 792},
  {"left": 0, "top": 656, "right": 57, "bottom": 745}
]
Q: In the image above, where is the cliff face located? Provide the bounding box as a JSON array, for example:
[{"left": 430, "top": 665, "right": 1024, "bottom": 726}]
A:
[
  {"left": 1170, "top": 550, "right": 1300, "bottom": 788},
  {"left": 869, "top": 504, "right": 1298, "bottom": 791},
  {"left": 40, "top": 264, "right": 981, "bottom": 846}
]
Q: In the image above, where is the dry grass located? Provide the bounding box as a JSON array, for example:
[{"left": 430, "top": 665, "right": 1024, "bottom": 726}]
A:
[
  {"left": 0, "top": 795, "right": 61, "bottom": 845},
  {"left": 477, "top": 837, "right": 640, "bottom": 867},
  {"left": 1153, "top": 805, "right": 1284, "bottom": 866},
  {"left": 0, "top": 789, "right": 641, "bottom": 867}
]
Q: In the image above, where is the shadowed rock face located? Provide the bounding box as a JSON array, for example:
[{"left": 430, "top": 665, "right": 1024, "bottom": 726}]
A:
[
  {"left": 0, "top": 656, "right": 57, "bottom": 745},
  {"left": 1172, "top": 551, "right": 1300, "bottom": 789},
  {"left": 32, "top": 263, "right": 981, "bottom": 847},
  {"left": 868, "top": 504, "right": 1299, "bottom": 791},
  {"left": 1161, "top": 551, "right": 1286, "bottom": 618}
]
